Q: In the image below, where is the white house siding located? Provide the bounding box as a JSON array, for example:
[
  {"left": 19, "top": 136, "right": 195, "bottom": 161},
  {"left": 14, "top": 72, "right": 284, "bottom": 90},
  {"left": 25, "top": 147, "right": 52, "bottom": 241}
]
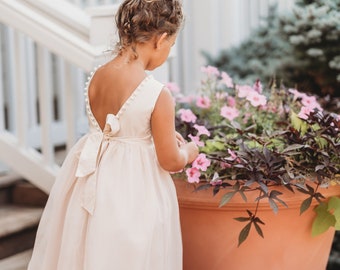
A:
[{"left": 175, "top": 0, "right": 295, "bottom": 93}]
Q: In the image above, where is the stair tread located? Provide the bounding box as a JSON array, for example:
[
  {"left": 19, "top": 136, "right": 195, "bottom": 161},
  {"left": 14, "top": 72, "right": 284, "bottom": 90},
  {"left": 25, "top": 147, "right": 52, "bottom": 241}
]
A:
[
  {"left": 0, "top": 205, "right": 43, "bottom": 238},
  {"left": 0, "top": 173, "right": 23, "bottom": 189},
  {"left": 0, "top": 249, "right": 32, "bottom": 270}
]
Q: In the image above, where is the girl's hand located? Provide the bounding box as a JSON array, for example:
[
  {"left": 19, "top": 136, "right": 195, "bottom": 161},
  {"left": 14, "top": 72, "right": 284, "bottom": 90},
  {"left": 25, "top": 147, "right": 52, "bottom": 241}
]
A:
[{"left": 175, "top": 131, "right": 186, "bottom": 147}]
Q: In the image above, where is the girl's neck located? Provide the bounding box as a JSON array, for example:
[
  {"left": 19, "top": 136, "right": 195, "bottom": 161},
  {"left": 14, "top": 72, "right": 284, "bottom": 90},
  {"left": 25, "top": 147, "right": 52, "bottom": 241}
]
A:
[{"left": 111, "top": 52, "right": 146, "bottom": 72}]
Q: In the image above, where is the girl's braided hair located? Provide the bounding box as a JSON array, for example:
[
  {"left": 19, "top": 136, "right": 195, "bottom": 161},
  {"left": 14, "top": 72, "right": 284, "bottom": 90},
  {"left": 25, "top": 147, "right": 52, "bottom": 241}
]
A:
[{"left": 115, "top": 0, "right": 183, "bottom": 58}]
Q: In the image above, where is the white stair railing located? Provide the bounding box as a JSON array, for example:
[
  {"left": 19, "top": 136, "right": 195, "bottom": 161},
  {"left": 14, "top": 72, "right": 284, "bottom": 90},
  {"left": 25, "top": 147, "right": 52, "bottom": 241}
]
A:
[{"left": 0, "top": 0, "right": 121, "bottom": 192}]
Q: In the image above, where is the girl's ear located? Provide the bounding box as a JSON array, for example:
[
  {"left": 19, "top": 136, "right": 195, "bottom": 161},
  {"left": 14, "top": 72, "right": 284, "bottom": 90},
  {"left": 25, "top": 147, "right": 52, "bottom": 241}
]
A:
[{"left": 155, "top": 33, "right": 168, "bottom": 49}]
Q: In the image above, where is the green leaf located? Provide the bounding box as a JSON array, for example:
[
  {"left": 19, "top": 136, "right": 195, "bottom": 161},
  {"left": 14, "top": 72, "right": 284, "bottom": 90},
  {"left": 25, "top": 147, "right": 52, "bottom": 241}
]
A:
[
  {"left": 234, "top": 217, "right": 250, "bottom": 222},
  {"left": 239, "top": 189, "right": 248, "bottom": 202},
  {"left": 268, "top": 198, "right": 279, "bottom": 214},
  {"left": 300, "top": 196, "right": 313, "bottom": 215},
  {"left": 282, "top": 144, "right": 305, "bottom": 153},
  {"left": 290, "top": 111, "right": 308, "bottom": 135},
  {"left": 254, "top": 221, "right": 264, "bottom": 238},
  {"left": 312, "top": 203, "right": 336, "bottom": 237},
  {"left": 238, "top": 222, "right": 251, "bottom": 247},
  {"left": 219, "top": 192, "right": 236, "bottom": 207},
  {"left": 327, "top": 197, "right": 340, "bottom": 230}
]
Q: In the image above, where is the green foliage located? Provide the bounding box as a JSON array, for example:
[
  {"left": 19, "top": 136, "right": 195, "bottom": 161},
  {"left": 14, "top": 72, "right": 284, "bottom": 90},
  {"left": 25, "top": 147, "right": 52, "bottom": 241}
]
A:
[
  {"left": 312, "top": 196, "right": 340, "bottom": 236},
  {"left": 205, "top": 0, "right": 340, "bottom": 97},
  {"left": 234, "top": 210, "right": 265, "bottom": 247}
]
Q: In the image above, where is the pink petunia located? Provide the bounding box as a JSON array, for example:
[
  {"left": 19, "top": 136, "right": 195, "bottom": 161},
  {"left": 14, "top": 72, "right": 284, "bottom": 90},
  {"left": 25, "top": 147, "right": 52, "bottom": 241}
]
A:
[
  {"left": 289, "top": 88, "right": 307, "bottom": 101},
  {"left": 236, "top": 85, "right": 253, "bottom": 98},
  {"left": 253, "top": 79, "right": 263, "bottom": 93},
  {"left": 165, "top": 82, "right": 180, "bottom": 94},
  {"left": 301, "top": 95, "right": 322, "bottom": 111},
  {"left": 186, "top": 167, "right": 201, "bottom": 183},
  {"left": 227, "top": 96, "right": 236, "bottom": 107},
  {"left": 193, "top": 124, "right": 211, "bottom": 137},
  {"left": 220, "top": 162, "right": 231, "bottom": 169},
  {"left": 196, "top": 96, "right": 211, "bottom": 109},
  {"left": 228, "top": 149, "right": 237, "bottom": 159},
  {"left": 220, "top": 105, "right": 239, "bottom": 121},
  {"left": 178, "top": 109, "right": 197, "bottom": 123},
  {"left": 188, "top": 134, "right": 205, "bottom": 147},
  {"left": 201, "top": 65, "right": 220, "bottom": 77},
  {"left": 192, "top": 153, "right": 211, "bottom": 171},
  {"left": 246, "top": 91, "right": 267, "bottom": 107},
  {"left": 177, "top": 94, "right": 196, "bottom": 104},
  {"left": 221, "top": 71, "right": 233, "bottom": 88},
  {"left": 228, "top": 149, "right": 241, "bottom": 163},
  {"left": 215, "top": 92, "right": 228, "bottom": 100},
  {"left": 298, "top": 106, "right": 313, "bottom": 120}
]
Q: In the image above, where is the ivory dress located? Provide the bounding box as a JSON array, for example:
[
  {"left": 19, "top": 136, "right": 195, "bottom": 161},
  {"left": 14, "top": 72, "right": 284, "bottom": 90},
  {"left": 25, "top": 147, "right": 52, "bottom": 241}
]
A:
[{"left": 28, "top": 70, "right": 182, "bottom": 270}]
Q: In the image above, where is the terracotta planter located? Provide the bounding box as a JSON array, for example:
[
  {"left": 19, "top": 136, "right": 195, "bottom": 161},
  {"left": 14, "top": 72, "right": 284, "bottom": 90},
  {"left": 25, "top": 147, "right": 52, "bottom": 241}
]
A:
[{"left": 174, "top": 179, "right": 340, "bottom": 270}]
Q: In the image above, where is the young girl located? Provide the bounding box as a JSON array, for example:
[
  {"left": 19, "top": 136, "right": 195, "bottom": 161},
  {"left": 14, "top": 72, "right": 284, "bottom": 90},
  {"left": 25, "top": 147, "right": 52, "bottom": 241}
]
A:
[{"left": 28, "top": 0, "right": 198, "bottom": 269}]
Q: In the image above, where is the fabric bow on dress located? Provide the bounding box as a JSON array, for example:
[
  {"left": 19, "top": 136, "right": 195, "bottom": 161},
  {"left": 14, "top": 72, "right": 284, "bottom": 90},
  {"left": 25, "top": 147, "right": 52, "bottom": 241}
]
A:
[{"left": 75, "top": 114, "right": 120, "bottom": 215}]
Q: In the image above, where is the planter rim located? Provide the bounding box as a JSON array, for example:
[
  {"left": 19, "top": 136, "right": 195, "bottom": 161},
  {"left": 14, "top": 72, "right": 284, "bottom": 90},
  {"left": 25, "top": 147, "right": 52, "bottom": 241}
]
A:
[{"left": 173, "top": 178, "right": 340, "bottom": 212}]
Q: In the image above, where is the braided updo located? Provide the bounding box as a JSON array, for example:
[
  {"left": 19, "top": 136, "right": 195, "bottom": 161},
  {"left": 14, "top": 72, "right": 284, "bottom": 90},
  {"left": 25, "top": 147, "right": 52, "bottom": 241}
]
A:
[{"left": 115, "top": 0, "right": 184, "bottom": 58}]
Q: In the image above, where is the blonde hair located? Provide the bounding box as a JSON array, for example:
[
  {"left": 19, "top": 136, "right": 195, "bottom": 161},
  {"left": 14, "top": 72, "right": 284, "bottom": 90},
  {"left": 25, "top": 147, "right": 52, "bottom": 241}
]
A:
[{"left": 115, "top": 0, "right": 183, "bottom": 58}]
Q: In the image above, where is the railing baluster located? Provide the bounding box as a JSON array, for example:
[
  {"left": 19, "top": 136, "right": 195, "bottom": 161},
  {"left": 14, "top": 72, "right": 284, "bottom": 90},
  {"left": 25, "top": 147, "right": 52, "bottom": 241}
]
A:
[
  {"left": 63, "top": 62, "right": 78, "bottom": 151},
  {"left": 26, "top": 37, "right": 38, "bottom": 132},
  {"left": 13, "top": 31, "right": 29, "bottom": 147},
  {"left": 37, "top": 46, "right": 55, "bottom": 166},
  {"left": 0, "top": 25, "right": 5, "bottom": 132},
  {"left": 3, "top": 27, "right": 16, "bottom": 133}
]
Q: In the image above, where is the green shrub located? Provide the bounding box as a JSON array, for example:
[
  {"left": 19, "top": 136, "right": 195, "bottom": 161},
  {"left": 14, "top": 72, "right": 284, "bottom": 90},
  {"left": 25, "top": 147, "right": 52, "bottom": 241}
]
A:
[{"left": 205, "top": 0, "right": 340, "bottom": 97}]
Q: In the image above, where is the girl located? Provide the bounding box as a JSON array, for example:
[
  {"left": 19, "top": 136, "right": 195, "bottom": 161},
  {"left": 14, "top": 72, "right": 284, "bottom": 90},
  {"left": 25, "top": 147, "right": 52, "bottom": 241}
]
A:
[{"left": 28, "top": 0, "right": 198, "bottom": 269}]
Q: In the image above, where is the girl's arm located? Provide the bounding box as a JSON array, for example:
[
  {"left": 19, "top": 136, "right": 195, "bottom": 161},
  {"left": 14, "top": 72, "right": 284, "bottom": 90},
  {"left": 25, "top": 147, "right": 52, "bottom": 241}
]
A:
[{"left": 151, "top": 88, "right": 198, "bottom": 172}]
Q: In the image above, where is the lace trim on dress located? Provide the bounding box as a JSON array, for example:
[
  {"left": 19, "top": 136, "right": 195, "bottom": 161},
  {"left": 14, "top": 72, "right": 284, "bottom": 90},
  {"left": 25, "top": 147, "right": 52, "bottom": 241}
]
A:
[{"left": 83, "top": 65, "right": 152, "bottom": 132}]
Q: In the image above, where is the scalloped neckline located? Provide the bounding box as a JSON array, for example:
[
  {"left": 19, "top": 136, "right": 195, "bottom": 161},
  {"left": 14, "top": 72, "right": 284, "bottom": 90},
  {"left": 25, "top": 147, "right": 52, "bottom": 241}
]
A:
[{"left": 85, "top": 67, "right": 152, "bottom": 132}]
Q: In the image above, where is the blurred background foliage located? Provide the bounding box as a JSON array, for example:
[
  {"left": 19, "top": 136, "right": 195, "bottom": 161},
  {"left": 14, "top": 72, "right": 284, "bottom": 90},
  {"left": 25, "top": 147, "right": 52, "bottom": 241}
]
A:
[{"left": 205, "top": 0, "right": 340, "bottom": 104}]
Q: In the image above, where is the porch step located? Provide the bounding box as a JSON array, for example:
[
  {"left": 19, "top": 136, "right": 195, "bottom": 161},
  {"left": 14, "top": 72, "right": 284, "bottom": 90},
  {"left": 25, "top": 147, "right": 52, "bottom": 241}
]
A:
[
  {"left": 0, "top": 205, "right": 43, "bottom": 259},
  {"left": 0, "top": 175, "right": 47, "bottom": 260},
  {"left": 0, "top": 249, "right": 32, "bottom": 270},
  {"left": 0, "top": 173, "right": 22, "bottom": 204}
]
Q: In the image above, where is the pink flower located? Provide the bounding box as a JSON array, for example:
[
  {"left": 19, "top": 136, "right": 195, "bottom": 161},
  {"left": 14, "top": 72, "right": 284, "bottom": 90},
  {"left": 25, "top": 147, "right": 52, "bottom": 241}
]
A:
[
  {"left": 220, "top": 105, "right": 239, "bottom": 121},
  {"left": 196, "top": 96, "right": 211, "bottom": 109},
  {"left": 301, "top": 95, "right": 322, "bottom": 111},
  {"left": 178, "top": 109, "right": 197, "bottom": 123},
  {"left": 236, "top": 85, "right": 253, "bottom": 98},
  {"left": 246, "top": 91, "right": 267, "bottom": 107},
  {"left": 186, "top": 167, "right": 201, "bottom": 183},
  {"left": 210, "top": 178, "right": 223, "bottom": 186},
  {"left": 188, "top": 134, "right": 205, "bottom": 147},
  {"left": 193, "top": 124, "right": 211, "bottom": 137},
  {"left": 165, "top": 82, "right": 180, "bottom": 93},
  {"left": 221, "top": 71, "right": 233, "bottom": 88},
  {"left": 215, "top": 92, "right": 228, "bottom": 100},
  {"left": 220, "top": 162, "right": 231, "bottom": 169},
  {"left": 201, "top": 65, "right": 220, "bottom": 77},
  {"left": 228, "top": 149, "right": 241, "bottom": 163},
  {"left": 243, "top": 112, "right": 252, "bottom": 124},
  {"left": 192, "top": 153, "right": 211, "bottom": 171},
  {"left": 289, "top": 88, "right": 307, "bottom": 101},
  {"left": 227, "top": 96, "right": 236, "bottom": 107},
  {"left": 228, "top": 149, "right": 237, "bottom": 159},
  {"left": 298, "top": 106, "right": 313, "bottom": 120},
  {"left": 253, "top": 79, "right": 263, "bottom": 93},
  {"left": 177, "top": 94, "right": 196, "bottom": 104}
]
